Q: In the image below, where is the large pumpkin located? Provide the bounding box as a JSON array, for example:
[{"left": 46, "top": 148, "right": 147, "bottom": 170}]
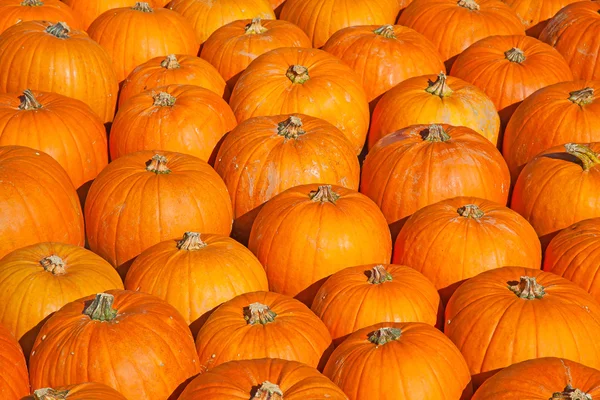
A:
[
  {"left": 0, "top": 21, "right": 118, "bottom": 123},
  {"left": 323, "top": 323, "right": 472, "bottom": 399},
  {"left": 0, "top": 146, "right": 84, "bottom": 259},
  {"left": 248, "top": 184, "right": 392, "bottom": 305},
  {"left": 24, "top": 383, "right": 128, "bottom": 400},
  {"left": 0, "top": 0, "right": 80, "bottom": 34},
  {"left": 110, "top": 84, "right": 237, "bottom": 163},
  {"left": 84, "top": 150, "right": 233, "bottom": 277},
  {"left": 88, "top": 2, "right": 199, "bottom": 82},
  {"left": 502, "top": 0, "right": 585, "bottom": 37},
  {"left": 229, "top": 47, "right": 370, "bottom": 154},
  {"left": 369, "top": 73, "right": 500, "bottom": 149},
  {"left": 29, "top": 291, "right": 200, "bottom": 400},
  {"left": 61, "top": 0, "right": 136, "bottom": 30},
  {"left": 0, "top": 323, "right": 28, "bottom": 400},
  {"left": 214, "top": 114, "right": 360, "bottom": 244},
  {"left": 445, "top": 267, "right": 600, "bottom": 388}
]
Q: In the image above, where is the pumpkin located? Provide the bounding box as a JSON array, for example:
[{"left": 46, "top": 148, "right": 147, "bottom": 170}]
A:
[
  {"left": 88, "top": 2, "right": 199, "bottom": 82},
  {"left": 323, "top": 323, "right": 472, "bottom": 399},
  {"left": 248, "top": 184, "right": 392, "bottom": 306},
  {"left": 0, "top": 21, "right": 118, "bottom": 123},
  {"left": 311, "top": 264, "right": 441, "bottom": 345},
  {"left": 511, "top": 143, "right": 600, "bottom": 248},
  {"left": 61, "top": 0, "right": 136, "bottom": 30},
  {"left": 321, "top": 25, "right": 445, "bottom": 110},
  {"left": 214, "top": 114, "right": 360, "bottom": 245},
  {"left": 369, "top": 72, "right": 500, "bottom": 149},
  {"left": 0, "top": 323, "right": 28, "bottom": 400},
  {"left": 178, "top": 358, "right": 347, "bottom": 400},
  {"left": 195, "top": 291, "right": 332, "bottom": 371},
  {"left": 0, "top": 90, "right": 108, "bottom": 192},
  {"left": 119, "top": 54, "right": 229, "bottom": 108},
  {"left": 124, "top": 232, "right": 268, "bottom": 335},
  {"left": 393, "top": 197, "right": 541, "bottom": 304},
  {"left": 0, "top": 0, "right": 80, "bottom": 34},
  {"left": 229, "top": 47, "right": 370, "bottom": 154},
  {"left": 503, "top": 82, "right": 600, "bottom": 182},
  {"left": 360, "top": 124, "right": 510, "bottom": 240},
  {"left": 84, "top": 151, "right": 233, "bottom": 277},
  {"left": 24, "top": 383, "right": 128, "bottom": 400},
  {"left": 450, "top": 34, "right": 574, "bottom": 127},
  {"left": 398, "top": 0, "right": 525, "bottom": 68},
  {"left": 502, "top": 0, "right": 585, "bottom": 37},
  {"left": 29, "top": 291, "right": 200, "bottom": 400},
  {"left": 167, "top": 0, "right": 275, "bottom": 45},
  {"left": 445, "top": 267, "right": 600, "bottom": 389},
  {"left": 200, "top": 18, "right": 311, "bottom": 90},
  {"left": 110, "top": 84, "right": 237, "bottom": 163}
]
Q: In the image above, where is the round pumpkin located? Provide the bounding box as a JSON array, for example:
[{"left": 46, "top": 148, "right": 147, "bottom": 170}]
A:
[
  {"left": 502, "top": 0, "right": 585, "bottom": 37},
  {"left": 0, "top": 0, "right": 80, "bottom": 34},
  {"left": 61, "top": 0, "right": 136, "bottom": 30},
  {"left": 360, "top": 124, "right": 510, "bottom": 240},
  {"left": 323, "top": 323, "right": 472, "bottom": 399},
  {"left": 398, "top": 0, "right": 525, "bottom": 68},
  {"left": 200, "top": 18, "right": 311, "bottom": 91},
  {"left": 84, "top": 151, "right": 233, "bottom": 277},
  {"left": 511, "top": 142, "right": 600, "bottom": 249},
  {"left": 119, "top": 54, "right": 229, "bottom": 108},
  {"left": 248, "top": 184, "right": 392, "bottom": 306},
  {"left": 229, "top": 47, "right": 370, "bottom": 154},
  {"left": 24, "top": 383, "right": 128, "bottom": 400},
  {"left": 214, "top": 114, "right": 360, "bottom": 244},
  {"left": 450, "top": 34, "right": 574, "bottom": 126},
  {"left": 321, "top": 25, "right": 445, "bottom": 110},
  {"left": 29, "top": 291, "right": 200, "bottom": 400},
  {"left": 369, "top": 72, "right": 500, "bottom": 149},
  {"left": 393, "top": 197, "right": 541, "bottom": 304},
  {"left": 195, "top": 291, "right": 332, "bottom": 371},
  {"left": 88, "top": 2, "right": 199, "bottom": 82},
  {"left": 0, "top": 21, "right": 118, "bottom": 123},
  {"left": 0, "top": 323, "right": 28, "bottom": 400},
  {"left": 110, "top": 84, "right": 237, "bottom": 163}
]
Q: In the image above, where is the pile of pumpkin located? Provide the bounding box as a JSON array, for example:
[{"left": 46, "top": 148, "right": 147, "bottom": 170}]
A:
[{"left": 3, "top": 0, "right": 600, "bottom": 398}]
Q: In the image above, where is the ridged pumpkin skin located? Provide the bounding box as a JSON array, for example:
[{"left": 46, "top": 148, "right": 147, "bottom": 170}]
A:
[
  {"left": 29, "top": 290, "right": 200, "bottom": 400},
  {"left": 503, "top": 0, "right": 585, "bottom": 37},
  {"left": 311, "top": 264, "right": 441, "bottom": 345},
  {"left": 398, "top": 0, "right": 525, "bottom": 67},
  {"left": 88, "top": 2, "right": 199, "bottom": 82},
  {"left": 84, "top": 151, "right": 233, "bottom": 276},
  {"left": 124, "top": 232, "right": 268, "bottom": 336},
  {"left": 23, "top": 383, "right": 128, "bottom": 400},
  {"left": 229, "top": 47, "right": 370, "bottom": 154},
  {"left": 178, "top": 358, "right": 347, "bottom": 400},
  {"left": 369, "top": 73, "right": 500, "bottom": 149},
  {"left": 195, "top": 291, "right": 332, "bottom": 371},
  {"left": 201, "top": 18, "right": 311, "bottom": 91},
  {"left": 0, "top": 21, "right": 118, "bottom": 123},
  {"left": 110, "top": 84, "right": 237, "bottom": 163},
  {"left": 450, "top": 35, "right": 574, "bottom": 126},
  {"left": 118, "top": 54, "right": 229, "bottom": 108},
  {"left": 248, "top": 184, "right": 392, "bottom": 306},
  {"left": 445, "top": 267, "right": 600, "bottom": 389},
  {"left": 323, "top": 322, "right": 472, "bottom": 400},
  {"left": 61, "top": 0, "right": 136, "bottom": 30},
  {"left": 0, "top": 0, "right": 81, "bottom": 34},
  {"left": 0, "top": 324, "right": 28, "bottom": 400},
  {"left": 393, "top": 197, "right": 541, "bottom": 304},
  {"left": 0, "top": 146, "right": 84, "bottom": 259}
]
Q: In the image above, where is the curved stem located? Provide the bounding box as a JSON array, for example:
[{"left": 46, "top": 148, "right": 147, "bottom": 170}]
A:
[
  {"left": 153, "top": 91, "right": 176, "bottom": 107},
  {"left": 551, "top": 384, "right": 592, "bottom": 400},
  {"left": 277, "top": 116, "right": 305, "bottom": 139},
  {"left": 569, "top": 88, "right": 595, "bottom": 106},
  {"left": 505, "top": 47, "right": 526, "bottom": 63},
  {"left": 309, "top": 185, "right": 340, "bottom": 204},
  {"left": 254, "top": 381, "right": 283, "bottom": 400},
  {"left": 368, "top": 265, "right": 393, "bottom": 284},
  {"left": 45, "top": 22, "right": 70, "bottom": 38},
  {"left": 160, "top": 54, "right": 181, "bottom": 70},
  {"left": 177, "top": 232, "right": 207, "bottom": 250},
  {"left": 373, "top": 25, "right": 395, "bottom": 39},
  {"left": 19, "top": 89, "right": 42, "bottom": 110},
  {"left": 21, "top": 0, "right": 44, "bottom": 6},
  {"left": 40, "top": 255, "right": 66, "bottom": 275},
  {"left": 457, "top": 0, "right": 480, "bottom": 10},
  {"left": 369, "top": 327, "right": 401, "bottom": 345},
  {"left": 146, "top": 154, "right": 171, "bottom": 174},
  {"left": 286, "top": 65, "right": 310, "bottom": 84},
  {"left": 508, "top": 276, "right": 545, "bottom": 299},
  {"left": 245, "top": 17, "right": 268, "bottom": 34},
  {"left": 83, "top": 293, "right": 118, "bottom": 321},
  {"left": 245, "top": 303, "right": 277, "bottom": 325},
  {"left": 423, "top": 124, "right": 450, "bottom": 142},
  {"left": 457, "top": 204, "right": 484, "bottom": 219},
  {"left": 565, "top": 143, "right": 600, "bottom": 171},
  {"left": 425, "top": 72, "right": 453, "bottom": 97},
  {"left": 132, "top": 1, "right": 153, "bottom": 12},
  {"left": 33, "top": 389, "right": 69, "bottom": 400}
]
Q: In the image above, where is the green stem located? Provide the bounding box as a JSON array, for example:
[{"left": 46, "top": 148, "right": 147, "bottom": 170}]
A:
[
  {"left": 457, "top": 0, "right": 480, "bottom": 10},
  {"left": 33, "top": 388, "right": 69, "bottom": 400},
  {"left": 457, "top": 204, "right": 484, "bottom": 219},
  {"left": 132, "top": 1, "right": 153, "bottom": 12},
  {"left": 254, "top": 381, "right": 283, "bottom": 400},
  {"left": 153, "top": 92, "right": 176, "bottom": 107},
  {"left": 368, "top": 265, "right": 393, "bottom": 284},
  {"left": 551, "top": 384, "right": 592, "bottom": 400},
  {"left": 508, "top": 276, "right": 545, "bottom": 299},
  {"left": 83, "top": 293, "right": 118, "bottom": 321},
  {"left": 146, "top": 154, "right": 171, "bottom": 174},
  {"left": 569, "top": 87, "right": 595, "bottom": 106},
  {"left": 45, "top": 22, "right": 70, "bottom": 38},
  {"left": 245, "top": 303, "right": 277, "bottom": 325},
  {"left": 19, "top": 89, "right": 42, "bottom": 110},
  {"left": 40, "top": 255, "right": 66, "bottom": 275},
  {"left": 21, "top": 0, "right": 44, "bottom": 6},
  {"left": 177, "top": 232, "right": 207, "bottom": 250},
  {"left": 423, "top": 124, "right": 450, "bottom": 142},
  {"left": 505, "top": 47, "right": 526, "bottom": 63},
  {"left": 373, "top": 25, "right": 395, "bottom": 39},
  {"left": 160, "top": 54, "right": 180, "bottom": 70},
  {"left": 277, "top": 116, "right": 305, "bottom": 139},
  {"left": 369, "top": 327, "right": 401, "bottom": 345},
  {"left": 245, "top": 17, "right": 268, "bottom": 34},
  {"left": 309, "top": 185, "right": 340, "bottom": 204},
  {"left": 286, "top": 65, "right": 310, "bottom": 84},
  {"left": 425, "top": 72, "right": 453, "bottom": 98},
  {"left": 565, "top": 143, "right": 600, "bottom": 171}
]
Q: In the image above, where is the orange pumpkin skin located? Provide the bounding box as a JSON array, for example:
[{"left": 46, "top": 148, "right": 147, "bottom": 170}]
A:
[
  {"left": 0, "top": 21, "right": 118, "bottom": 124},
  {"left": 0, "top": 0, "right": 81, "bottom": 34},
  {"left": 88, "top": 2, "right": 199, "bottom": 82},
  {"left": 229, "top": 47, "right": 370, "bottom": 154},
  {"left": 23, "top": 383, "right": 128, "bottom": 400},
  {"left": 61, "top": 0, "right": 136, "bottom": 30},
  {"left": 119, "top": 54, "right": 229, "bottom": 108},
  {"left": 369, "top": 73, "right": 500, "bottom": 149},
  {"left": 29, "top": 290, "right": 200, "bottom": 400},
  {"left": 110, "top": 84, "right": 237, "bottom": 163},
  {"left": 248, "top": 184, "right": 392, "bottom": 306},
  {"left": 450, "top": 35, "right": 574, "bottom": 126},
  {"left": 0, "top": 324, "right": 28, "bottom": 400},
  {"left": 323, "top": 323, "right": 472, "bottom": 400},
  {"left": 84, "top": 151, "right": 233, "bottom": 277},
  {"left": 502, "top": 0, "right": 585, "bottom": 37}
]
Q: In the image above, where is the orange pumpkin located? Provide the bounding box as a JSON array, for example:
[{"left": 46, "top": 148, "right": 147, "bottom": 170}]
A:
[
  {"left": 229, "top": 47, "right": 370, "bottom": 154},
  {"left": 502, "top": 0, "right": 585, "bottom": 37},
  {"left": 369, "top": 73, "right": 500, "bottom": 149},
  {"left": 0, "top": 0, "right": 80, "bottom": 34},
  {"left": 110, "top": 84, "right": 237, "bottom": 163},
  {"left": 61, "top": 0, "right": 136, "bottom": 30},
  {"left": 248, "top": 184, "right": 392, "bottom": 306},
  {"left": 24, "top": 383, "right": 128, "bottom": 400},
  {"left": 0, "top": 21, "right": 118, "bottom": 123},
  {"left": 0, "top": 323, "right": 28, "bottom": 400},
  {"left": 85, "top": 151, "right": 233, "bottom": 277},
  {"left": 88, "top": 2, "right": 199, "bottom": 82},
  {"left": 200, "top": 18, "right": 311, "bottom": 90}
]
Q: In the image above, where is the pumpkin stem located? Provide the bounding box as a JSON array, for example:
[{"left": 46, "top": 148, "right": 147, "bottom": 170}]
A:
[
  {"left": 177, "top": 232, "right": 207, "bottom": 250},
  {"left": 277, "top": 116, "right": 305, "bottom": 139},
  {"left": 132, "top": 1, "right": 153, "bottom": 12},
  {"left": 551, "top": 384, "right": 593, "bottom": 400},
  {"left": 40, "top": 255, "right": 66, "bottom": 276},
  {"left": 369, "top": 327, "right": 401, "bottom": 345},
  {"left": 505, "top": 47, "right": 526, "bottom": 63},
  {"left": 309, "top": 185, "right": 340, "bottom": 204},
  {"left": 160, "top": 54, "right": 181, "bottom": 70},
  {"left": 245, "top": 303, "right": 277, "bottom": 325},
  {"left": 21, "top": 0, "right": 43, "bottom": 6},
  {"left": 245, "top": 17, "right": 268, "bottom": 34},
  {"left": 286, "top": 65, "right": 310, "bottom": 84},
  {"left": 569, "top": 88, "right": 595, "bottom": 106},
  {"left": 423, "top": 124, "right": 450, "bottom": 142},
  {"left": 457, "top": 204, "right": 484, "bottom": 219},
  {"left": 373, "top": 25, "right": 395, "bottom": 39},
  {"left": 457, "top": 0, "right": 480, "bottom": 10},
  {"left": 565, "top": 143, "right": 600, "bottom": 171},
  {"left": 83, "top": 293, "right": 118, "bottom": 321},
  {"left": 368, "top": 265, "right": 393, "bottom": 284},
  {"left": 33, "top": 388, "right": 69, "bottom": 400},
  {"left": 425, "top": 72, "right": 453, "bottom": 97},
  {"left": 509, "top": 276, "right": 546, "bottom": 299},
  {"left": 254, "top": 381, "right": 283, "bottom": 399},
  {"left": 19, "top": 89, "right": 42, "bottom": 110},
  {"left": 153, "top": 91, "right": 176, "bottom": 107},
  {"left": 146, "top": 154, "right": 171, "bottom": 174},
  {"left": 45, "top": 22, "right": 70, "bottom": 38}
]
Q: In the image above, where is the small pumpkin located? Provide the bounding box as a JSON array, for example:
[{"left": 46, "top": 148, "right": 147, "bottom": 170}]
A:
[
  {"left": 0, "top": 323, "right": 28, "bottom": 400},
  {"left": 0, "top": 0, "right": 81, "bottom": 34},
  {"left": 502, "top": 0, "right": 584, "bottom": 37},
  {"left": 24, "top": 383, "right": 128, "bottom": 400},
  {"left": 61, "top": 0, "right": 136, "bottom": 30}
]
